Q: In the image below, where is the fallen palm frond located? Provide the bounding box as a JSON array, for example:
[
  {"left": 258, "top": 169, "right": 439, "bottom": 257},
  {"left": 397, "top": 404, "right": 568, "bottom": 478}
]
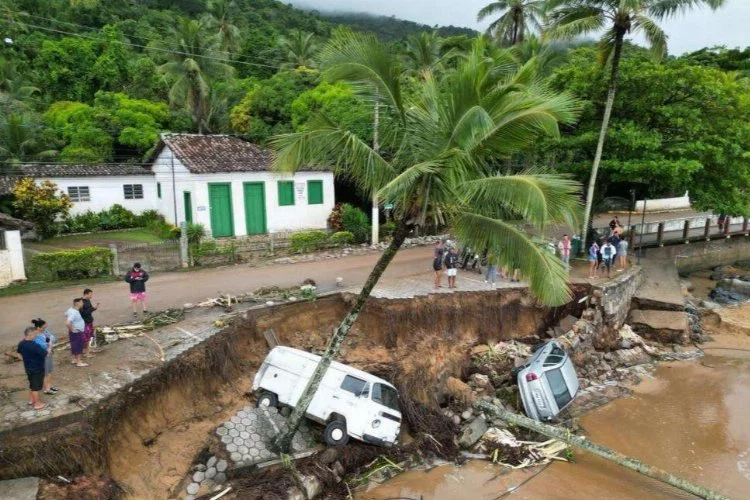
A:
[{"left": 475, "top": 427, "right": 570, "bottom": 469}]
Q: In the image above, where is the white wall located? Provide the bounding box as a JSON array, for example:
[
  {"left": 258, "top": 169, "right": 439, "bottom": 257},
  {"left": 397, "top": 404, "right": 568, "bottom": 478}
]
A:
[
  {"left": 635, "top": 192, "right": 691, "bottom": 212},
  {"left": 152, "top": 146, "right": 335, "bottom": 237},
  {"left": 0, "top": 230, "right": 26, "bottom": 287},
  {"left": 40, "top": 176, "right": 158, "bottom": 215}
]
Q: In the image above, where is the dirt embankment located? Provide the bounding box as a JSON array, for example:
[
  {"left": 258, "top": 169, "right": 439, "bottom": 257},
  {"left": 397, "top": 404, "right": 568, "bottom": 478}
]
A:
[{"left": 0, "top": 288, "right": 588, "bottom": 498}]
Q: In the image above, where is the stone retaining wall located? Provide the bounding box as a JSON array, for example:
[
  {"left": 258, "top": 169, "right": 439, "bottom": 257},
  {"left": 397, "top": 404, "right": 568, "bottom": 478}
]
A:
[
  {"left": 589, "top": 267, "right": 644, "bottom": 348},
  {"left": 648, "top": 236, "right": 750, "bottom": 273}
]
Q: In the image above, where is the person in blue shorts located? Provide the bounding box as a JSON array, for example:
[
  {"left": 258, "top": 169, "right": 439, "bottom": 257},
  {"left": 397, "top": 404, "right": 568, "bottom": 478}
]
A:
[{"left": 588, "top": 241, "right": 600, "bottom": 279}]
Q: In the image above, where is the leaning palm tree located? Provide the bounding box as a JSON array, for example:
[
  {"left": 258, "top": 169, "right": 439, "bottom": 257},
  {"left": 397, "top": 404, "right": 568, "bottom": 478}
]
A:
[
  {"left": 268, "top": 33, "right": 582, "bottom": 451},
  {"left": 545, "top": 0, "right": 726, "bottom": 246},
  {"left": 277, "top": 30, "right": 319, "bottom": 70},
  {"left": 477, "top": 0, "right": 546, "bottom": 46},
  {"left": 159, "top": 18, "right": 234, "bottom": 133},
  {"left": 202, "top": 0, "right": 241, "bottom": 56}
]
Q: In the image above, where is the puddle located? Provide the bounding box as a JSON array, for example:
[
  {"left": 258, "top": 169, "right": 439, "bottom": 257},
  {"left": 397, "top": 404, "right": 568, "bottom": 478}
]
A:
[{"left": 363, "top": 341, "right": 750, "bottom": 499}]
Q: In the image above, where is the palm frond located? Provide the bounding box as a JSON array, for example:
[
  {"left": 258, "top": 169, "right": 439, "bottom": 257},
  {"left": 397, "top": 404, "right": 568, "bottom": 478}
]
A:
[
  {"left": 453, "top": 212, "right": 572, "bottom": 305},
  {"left": 632, "top": 14, "right": 668, "bottom": 60},
  {"left": 648, "top": 0, "right": 725, "bottom": 20}
]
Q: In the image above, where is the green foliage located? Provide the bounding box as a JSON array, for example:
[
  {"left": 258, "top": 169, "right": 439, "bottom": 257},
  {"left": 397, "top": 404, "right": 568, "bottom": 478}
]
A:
[
  {"left": 12, "top": 178, "right": 72, "bottom": 239},
  {"left": 290, "top": 230, "right": 328, "bottom": 253},
  {"left": 230, "top": 69, "right": 318, "bottom": 142},
  {"left": 329, "top": 231, "right": 355, "bottom": 246},
  {"left": 28, "top": 247, "right": 114, "bottom": 282},
  {"left": 61, "top": 206, "right": 167, "bottom": 233},
  {"left": 321, "top": 12, "right": 476, "bottom": 41},
  {"left": 189, "top": 239, "right": 237, "bottom": 265},
  {"left": 340, "top": 204, "right": 370, "bottom": 244},
  {"left": 380, "top": 221, "right": 397, "bottom": 238},
  {"left": 146, "top": 219, "right": 181, "bottom": 240},
  {"left": 291, "top": 82, "right": 373, "bottom": 141},
  {"left": 187, "top": 223, "right": 206, "bottom": 244}
]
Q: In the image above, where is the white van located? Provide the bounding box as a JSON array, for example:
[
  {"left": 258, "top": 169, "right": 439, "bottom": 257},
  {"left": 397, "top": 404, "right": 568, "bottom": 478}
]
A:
[{"left": 252, "top": 346, "right": 402, "bottom": 447}]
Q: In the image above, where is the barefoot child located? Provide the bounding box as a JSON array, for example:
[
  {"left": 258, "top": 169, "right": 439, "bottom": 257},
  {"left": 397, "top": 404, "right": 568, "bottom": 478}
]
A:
[
  {"left": 125, "top": 263, "right": 149, "bottom": 318},
  {"left": 17, "top": 326, "right": 48, "bottom": 410}
]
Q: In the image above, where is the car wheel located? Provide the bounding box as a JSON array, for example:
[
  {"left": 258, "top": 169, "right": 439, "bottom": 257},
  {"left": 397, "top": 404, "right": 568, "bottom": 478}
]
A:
[
  {"left": 255, "top": 391, "right": 278, "bottom": 409},
  {"left": 324, "top": 420, "right": 349, "bottom": 446},
  {"left": 279, "top": 406, "right": 291, "bottom": 417}
]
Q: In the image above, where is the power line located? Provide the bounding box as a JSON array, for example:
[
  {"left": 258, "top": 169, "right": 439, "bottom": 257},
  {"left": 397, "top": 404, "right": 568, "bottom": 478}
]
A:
[
  {"left": 8, "top": 10, "right": 292, "bottom": 69},
  {"left": 1, "top": 18, "right": 283, "bottom": 71}
]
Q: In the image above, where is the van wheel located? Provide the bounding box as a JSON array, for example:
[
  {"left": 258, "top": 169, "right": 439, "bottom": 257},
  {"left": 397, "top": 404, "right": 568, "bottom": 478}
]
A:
[
  {"left": 324, "top": 420, "right": 349, "bottom": 446},
  {"left": 256, "top": 392, "right": 278, "bottom": 409}
]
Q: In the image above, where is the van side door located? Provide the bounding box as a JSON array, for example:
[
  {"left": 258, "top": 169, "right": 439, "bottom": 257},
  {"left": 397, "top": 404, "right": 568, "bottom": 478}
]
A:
[{"left": 333, "top": 375, "right": 369, "bottom": 438}]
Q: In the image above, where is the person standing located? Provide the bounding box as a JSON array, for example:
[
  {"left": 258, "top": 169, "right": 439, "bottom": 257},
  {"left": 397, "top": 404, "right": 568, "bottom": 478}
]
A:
[
  {"left": 609, "top": 216, "right": 620, "bottom": 235},
  {"left": 445, "top": 247, "right": 459, "bottom": 289},
  {"left": 557, "top": 234, "right": 571, "bottom": 271},
  {"left": 66, "top": 298, "right": 88, "bottom": 368},
  {"left": 81, "top": 288, "right": 99, "bottom": 357},
  {"left": 588, "top": 241, "right": 600, "bottom": 279},
  {"left": 125, "top": 263, "right": 149, "bottom": 318},
  {"left": 617, "top": 238, "right": 629, "bottom": 271},
  {"left": 432, "top": 241, "right": 445, "bottom": 289},
  {"left": 485, "top": 253, "right": 499, "bottom": 288},
  {"left": 17, "top": 326, "right": 47, "bottom": 410},
  {"left": 600, "top": 240, "right": 617, "bottom": 279},
  {"left": 32, "top": 319, "right": 57, "bottom": 395}
]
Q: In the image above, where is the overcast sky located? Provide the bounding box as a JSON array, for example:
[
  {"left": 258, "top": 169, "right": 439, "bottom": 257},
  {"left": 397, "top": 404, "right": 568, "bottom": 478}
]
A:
[{"left": 290, "top": 0, "right": 749, "bottom": 55}]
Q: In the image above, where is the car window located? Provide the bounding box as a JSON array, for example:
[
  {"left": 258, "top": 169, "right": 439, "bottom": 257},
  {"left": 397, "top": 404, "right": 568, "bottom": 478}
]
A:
[
  {"left": 372, "top": 383, "right": 400, "bottom": 412},
  {"left": 545, "top": 368, "right": 572, "bottom": 409},
  {"left": 341, "top": 375, "right": 367, "bottom": 396},
  {"left": 544, "top": 354, "right": 564, "bottom": 367},
  {"left": 550, "top": 345, "right": 566, "bottom": 357}
]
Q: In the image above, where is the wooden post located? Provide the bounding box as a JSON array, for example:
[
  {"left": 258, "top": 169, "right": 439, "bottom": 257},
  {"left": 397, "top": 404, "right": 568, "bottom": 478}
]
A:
[
  {"left": 657, "top": 222, "right": 664, "bottom": 247},
  {"left": 475, "top": 401, "right": 729, "bottom": 500},
  {"left": 704, "top": 218, "right": 711, "bottom": 241},
  {"left": 724, "top": 216, "right": 731, "bottom": 238},
  {"left": 683, "top": 220, "right": 690, "bottom": 244},
  {"left": 743, "top": 217, "right": 748, "bottom": 236},
  {"left": 629, "top": 225, "right": 636, "bottom": 247}
]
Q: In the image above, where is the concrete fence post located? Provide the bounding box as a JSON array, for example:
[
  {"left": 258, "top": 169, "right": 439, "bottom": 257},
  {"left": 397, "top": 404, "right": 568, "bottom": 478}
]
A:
[
  {"left": 657, "top": 222, "right": 665, "bottom": 247},
  {"left": 109, "top": 244, "right": 120, "bottom": 275},
  {"left": 179, "top": 222, "right": 189, "bottom": 268},
  {"left": 743, "top": 217, "right": 748, "bottom": 236},
  {"left": 683, "top": 220, "right": 690, "bottom": 244},
  {"left": 724, "top": 217, "right": 731, "bottom": 238},
  {"left": 270, "top": 231, "right": 275, "bottom": 256},
  {"left": 704, "top": 218, "right": 711, "bottom": 241}
]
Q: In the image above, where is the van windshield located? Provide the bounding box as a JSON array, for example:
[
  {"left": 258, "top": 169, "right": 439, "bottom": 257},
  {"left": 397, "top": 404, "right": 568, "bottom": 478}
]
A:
[{"left": 372, "top": 383, "right": 400, "bottom": 412}]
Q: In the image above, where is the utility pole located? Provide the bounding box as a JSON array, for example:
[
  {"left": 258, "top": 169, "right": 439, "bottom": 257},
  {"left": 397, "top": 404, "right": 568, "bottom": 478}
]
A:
[
  {"left": 637, "top": 198, "right": 647, "bottom": 265},
  {"left": 171, "top": 151, "right": 178, "bottom": 225},
  {"left": 371, "top": 98, "right": 380, "bottom": 245}
]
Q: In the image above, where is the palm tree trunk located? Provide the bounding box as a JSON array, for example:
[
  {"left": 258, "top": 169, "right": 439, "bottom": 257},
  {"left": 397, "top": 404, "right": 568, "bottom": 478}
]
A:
[
  {"left": 476, "top": 400, "right": 728, "bottom": 500},
  {"left": 579, "top": 31, "right": 625, "bottom": 251},
  {"left": 272, "top": 218, "right": 411, "bottom": 452}
]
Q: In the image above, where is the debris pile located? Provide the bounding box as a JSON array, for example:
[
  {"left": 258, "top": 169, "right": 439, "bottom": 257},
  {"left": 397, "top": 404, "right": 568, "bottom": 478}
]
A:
[{"left": 473, "top": 428, "right": 570, "bottom": 469}]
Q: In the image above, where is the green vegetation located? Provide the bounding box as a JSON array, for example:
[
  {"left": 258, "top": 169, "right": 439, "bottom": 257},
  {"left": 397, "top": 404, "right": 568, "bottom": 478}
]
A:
[
  {"left": 329, "top": 231, "right": 354, "bottom": 246},
  {"left": 12, "top": 178, "right": 72, "bottom": 238},
  {"left": 289, "top": 230, "right": 328, "bottom": 253},
  {"left": 28, "top": 246, "right": 114, "bottom": 281}
]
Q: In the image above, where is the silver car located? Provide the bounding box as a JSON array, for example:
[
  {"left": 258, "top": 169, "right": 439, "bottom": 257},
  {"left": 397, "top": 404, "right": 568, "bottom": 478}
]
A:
[{"left": 516, "top": 340, "right": 579, "bottom": 421}]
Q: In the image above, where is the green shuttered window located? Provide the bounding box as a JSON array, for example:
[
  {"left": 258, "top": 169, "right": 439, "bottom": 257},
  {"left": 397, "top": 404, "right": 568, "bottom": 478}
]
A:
[
  {"left": 278, "top": 181, "right": 295, "bottom": 206},
  {"left": 307, "top": 180, "right": 323, "bottom": 205}
]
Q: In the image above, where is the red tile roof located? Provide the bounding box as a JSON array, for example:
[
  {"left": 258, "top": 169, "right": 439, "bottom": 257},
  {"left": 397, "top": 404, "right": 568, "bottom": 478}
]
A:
[{"left": 160, "top": 134, "right": 273, "bottom": 174}]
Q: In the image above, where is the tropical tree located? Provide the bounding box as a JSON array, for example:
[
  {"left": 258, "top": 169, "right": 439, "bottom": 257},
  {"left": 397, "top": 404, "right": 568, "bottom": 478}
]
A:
[
  {"left": 545, "top": 0, "right": 726, "bottom": 246},
  {"left": 202, "top": 0, "right": 241, "bottom": 55},
  {"left": 0, "top": 114, "right": 57, "bottom": 168},
  {"left": 268, "top": 33, "right": 582, "bottom": 451},
  {"left": 510, "top": 35, "right": 571, "bottom": 77},
  {"left": 277, "top": 30, "right": 319, "bottom": 70},
  {"left": 402, "top": 31, "right": 459, "bottom": 77},
  {"left": 0, "top": 58, "right": 39, "bottom": 110},
  {"left": 477, "top": 0, "right": 546, "bottom": 46},
  {"left": 159, "top": 18, "right": 234, "bottom": 133}
]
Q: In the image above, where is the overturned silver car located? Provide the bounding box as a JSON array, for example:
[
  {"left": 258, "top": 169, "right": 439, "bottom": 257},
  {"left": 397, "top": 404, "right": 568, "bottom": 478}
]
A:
[{"left": 515, "top": 340, "right": 579, "bottom": 421}]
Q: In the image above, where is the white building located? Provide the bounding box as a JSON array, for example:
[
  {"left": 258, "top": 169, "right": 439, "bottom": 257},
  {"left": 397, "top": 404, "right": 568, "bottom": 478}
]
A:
[
  {"left": 151, "top": 134, "right": 335, "bottom": 237},
  {"left": 2, "top": 135, "right": 335, "bottom": 238},
  {"left": 0, "top": 213, "right": 29, "bottom": 287}
]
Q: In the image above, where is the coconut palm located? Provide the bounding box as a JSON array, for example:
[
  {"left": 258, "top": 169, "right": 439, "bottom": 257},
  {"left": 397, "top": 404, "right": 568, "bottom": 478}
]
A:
[
  {"left": 477, "top": 0, "right": 546, "bottom": 46},
  {"left": 545, "top": 0, "right": 726, "bottom": 246},
  {"left": 403, "top": 31, "right": 460, "bottom": 77},
  {"left": 159, "top": 18, "right": 234, "bottom": 133},
  {"left": 0, "top": 114, "right": 57, "bottom": 169},
  {"left": 202, "top": 0, "right": 241, "bottom": 56},
  {"left": 277, "top": 30, "right": 319, "bottom": 70},
  {"left": 510, "top": 35, "right": 570, "bottom": 77},
  {"left": 0, "top": 58, "right": 39, "bottom": 110},
  {"left": 268, "top": 33, "right": 582, "bottom": 451}
]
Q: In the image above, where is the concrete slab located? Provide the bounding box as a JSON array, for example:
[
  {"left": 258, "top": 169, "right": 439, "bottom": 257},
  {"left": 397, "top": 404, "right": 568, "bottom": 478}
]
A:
[
  {"left": 633, "top": 258, "right": 685, "bottom": 311},
  {"left": 629, "top": 310, "right": 688, "bottom": 344},
  {"left": 0, "top": 477, "right": 39, "bottom": 500}
]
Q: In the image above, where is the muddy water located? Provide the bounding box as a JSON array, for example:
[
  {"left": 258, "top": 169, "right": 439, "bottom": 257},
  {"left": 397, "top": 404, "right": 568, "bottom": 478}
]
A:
[{"left": 362, "top": 345, "right": 750, "bottom": 499}]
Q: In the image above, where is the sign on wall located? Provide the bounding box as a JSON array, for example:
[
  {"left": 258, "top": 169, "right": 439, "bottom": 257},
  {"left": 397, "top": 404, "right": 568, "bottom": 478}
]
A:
[{"left": 295, "top": 182, "right": 305, "bottom": 200}]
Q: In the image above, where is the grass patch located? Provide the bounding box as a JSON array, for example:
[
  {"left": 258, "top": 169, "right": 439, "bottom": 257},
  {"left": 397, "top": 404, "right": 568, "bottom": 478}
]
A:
[
  {"left": 0, "top": 275, "right": 119, "bottom": 298},
  {"left": 52, "top": 229, "right": 163, "bottom": 245}
]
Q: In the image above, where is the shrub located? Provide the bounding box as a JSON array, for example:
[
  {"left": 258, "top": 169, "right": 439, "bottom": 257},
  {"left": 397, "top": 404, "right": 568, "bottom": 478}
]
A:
[
  {"left": 330, "top": 231, "right": 354, "bottom": 246},
  {"left": 327, "top": 203, "right": 345, "bottom": 232},
  {"left": 12, "top": 178, "right": 72, "bottom": 239},
  {"left": 62, "top": 210, "right": 101, "bottom": 233},
  {"left": 61, "top": 206, "right": 165, "bottom": 234},
  {"left": 290, "top": 230, "right": 328, "bottom": 253},
  {"left": 99, "top": 204, "right": 138, "bottom": 230},
  {"left": 28, "top": 246, "right": 114, "bottom": 281},
  {"left": 186, "top": 223, "right": 206, "bottom": 245},
  {"left": 146, "top": 219, "right": 180, "bottom": 240},
  {"left": 341, "top": 203, "right": 370, "bottom": 243},
  {"left": 380, "top": 221, "right": 396, "bottom": 238},
  {"left": 137, "top": 209, "right": 162, "bottom": 226}
]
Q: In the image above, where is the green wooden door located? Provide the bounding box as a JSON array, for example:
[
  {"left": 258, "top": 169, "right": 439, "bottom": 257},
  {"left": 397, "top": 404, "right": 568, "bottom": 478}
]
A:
[
  {"left": 183, "top": 191, "right": 193, "bottom": 224},
  {"left": 243, "top": 182, "right": 267, "bottom": 235},
  {"left": 208, "top": 183, "right": 234, "bottom": 237}
]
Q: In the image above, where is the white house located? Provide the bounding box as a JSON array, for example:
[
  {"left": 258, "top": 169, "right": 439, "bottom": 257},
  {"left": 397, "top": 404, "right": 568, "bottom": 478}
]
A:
[
  {"left": 0, "top": 213, "right": 29, "bottom": 287},
  {"left": 151, "top": 134, "right": 335, "bottom": 237},
  {"left": 1, "top": 134, "right": 335, "bottom": 238}
]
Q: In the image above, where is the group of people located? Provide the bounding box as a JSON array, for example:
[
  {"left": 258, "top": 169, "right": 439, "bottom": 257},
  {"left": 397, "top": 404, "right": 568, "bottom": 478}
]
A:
[
  {"left": 16, "top": 288, "right": 98, "bottom": 411},
  {"left": 432, "top": 240, "right": 460, "bottom": 289},
  {"left": 15, "top": 262, "right": 150, "bottom": 412},
  {"left": 587, "top": 217, "right": 629, "bottom": 279}
]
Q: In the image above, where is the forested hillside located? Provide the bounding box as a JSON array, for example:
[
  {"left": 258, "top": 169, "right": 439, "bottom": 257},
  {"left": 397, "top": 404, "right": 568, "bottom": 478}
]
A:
[
  {"left": 316, "top": 12, "right": 477, "bottom": 41},
  {"left": 1, "top": 0, "right": 749, "bottom": 214}
]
